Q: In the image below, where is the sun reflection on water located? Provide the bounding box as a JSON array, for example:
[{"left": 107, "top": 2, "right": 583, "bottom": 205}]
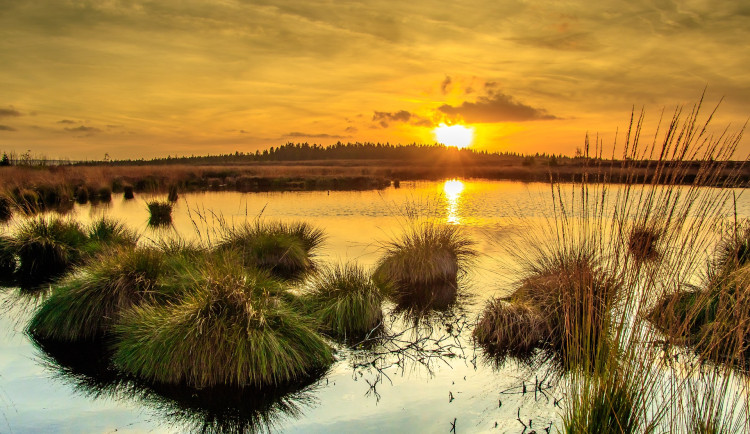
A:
[{"left": 443, "top": 179, "right": 464, "bottom": 224}]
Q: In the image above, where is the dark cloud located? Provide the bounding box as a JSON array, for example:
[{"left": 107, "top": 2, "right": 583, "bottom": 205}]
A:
[
  {"left": 344, "top": 126, "right": 358, "bottom": 133},
  {"left": 65, "top": 125, "right": 101, "bottom": 133},
  {"left": 57, "top": 119, "right": 77, "bottom": 124},
  {"left": 372, "top": 110, "right": 412, "bottom": 128},
  {"left": 285, "top": 131, "right": 348, "bottom": 139},
  {"left": 438, "top": 91, "right": 558, "bottom": 123},
  {"left": 441, "top": 76, "right": 452, "bottom": 94},
  {"left": 0, "top": 125, "right": 17, "bottom": 131},
  {"left": 0, "top": 108, "right": 21, "bottom": 117}
]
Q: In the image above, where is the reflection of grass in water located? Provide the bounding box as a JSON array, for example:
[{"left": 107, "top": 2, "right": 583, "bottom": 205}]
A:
[{"left": 30, "top": 335, "right": 323, "bottom": 434}]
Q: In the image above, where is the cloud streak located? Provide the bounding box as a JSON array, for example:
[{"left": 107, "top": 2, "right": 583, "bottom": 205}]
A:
[
  {"left": 0, "top": 108, "right": 21, "bottom": 117},
  {"left": 0, "top": 125, "right": 17, "bottom": 131}
]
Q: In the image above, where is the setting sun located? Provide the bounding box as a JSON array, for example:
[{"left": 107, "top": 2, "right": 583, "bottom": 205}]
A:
[{"left": 433, "top": 124, "right": 474, "bottom": 149}]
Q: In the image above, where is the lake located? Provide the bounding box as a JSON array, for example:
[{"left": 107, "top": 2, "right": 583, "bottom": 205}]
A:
[{"left": 1, "top": 179, "right": 748, "bottom": 433}]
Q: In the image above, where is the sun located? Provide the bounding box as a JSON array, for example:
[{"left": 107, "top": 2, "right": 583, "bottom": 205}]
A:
[{"left": 433, "top": 123, "right": 474, "bottom": 149}]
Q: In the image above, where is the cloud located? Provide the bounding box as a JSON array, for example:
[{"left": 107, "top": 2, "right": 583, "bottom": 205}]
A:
[
  {"left": 65, "top": 125, "right": 101, "bottom": 133},
  {"left": 438, "top": 91, "right": 558, "bottom": 123},
  {"left": 57, "top": 119, "right": 77, "bottom": 124},
  {"left": 441, "top": 76, "right": 452, "bottom": 94},
  {"left": 372, "top": 110, "right": 412, "bottom": 128},
  {"left": 0, "top": 108, "right": 21, "bottom": 117},
  {"left": 344, "top": 126, "right": 358, "bottom": 133},
  {"left": 0, "top": 125, "right": 17, "bottom": 131},
  {"left": 284, "top": 131, "right": 348, "bottom": 139}
]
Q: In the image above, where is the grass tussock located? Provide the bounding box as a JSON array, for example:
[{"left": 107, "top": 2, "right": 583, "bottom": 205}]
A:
[
  {"left": 27, "top": 246, "right": 165, "bottom": 341},
  {"left": 0, "top": 195, "right": 12, "bottom": 221},
  {"left": 112, "top": 255, "right": 334, "bottom": 388},
  {"left": 123, "top": 184, "right": 135, "bottom": 199},
  {"left": 87, "top": 217, "right": 139, "bottom": 247},
  {"left": 627, "top": 225, "right": 661, "bottom": 260},
  {"left": 473, "top": 298, "right": 547, "bottom": 358},
  {"left": 11, "top": 216, "right": 88, "bottom": 279},
  {"left": 0, "top": 235, "right": 16, "bottom": 276},
  {"left": 147, "top": 200, "right": 173, "bottom": 227},
  {"left": 218, "top": 220, "right": 324, "bottom": 279},
  {"left": 304, "top": 263, "right": 384, "bottom": 339},
  {"left": 648, "top": 221, "right": 750, "bottom": 366},
  {"left": 374, "top": 221, "right": 475, "bottom": 304}
]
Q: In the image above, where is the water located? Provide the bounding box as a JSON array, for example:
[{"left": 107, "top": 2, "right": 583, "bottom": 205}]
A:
[{"left": 1, "top": 179, "right": 748, "bottom": 433}]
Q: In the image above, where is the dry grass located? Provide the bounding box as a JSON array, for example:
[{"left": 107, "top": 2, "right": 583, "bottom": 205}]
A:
[{"left": 473, "top": 298, "right": 547, "bottom": 357}]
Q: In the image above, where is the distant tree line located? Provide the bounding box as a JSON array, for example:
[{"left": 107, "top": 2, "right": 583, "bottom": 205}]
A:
[{"left": 98, "top": 142, "right": 570, "bottom": 166}]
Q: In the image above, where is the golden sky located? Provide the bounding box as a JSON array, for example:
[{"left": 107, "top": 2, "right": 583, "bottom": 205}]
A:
[{"left": 1, "top": 1, "right": 749, "bottom": 160}]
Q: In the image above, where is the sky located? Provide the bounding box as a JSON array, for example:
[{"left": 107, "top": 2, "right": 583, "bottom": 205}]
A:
[{"left": 1, "top": 0, "right": 749, "bottom": 160}]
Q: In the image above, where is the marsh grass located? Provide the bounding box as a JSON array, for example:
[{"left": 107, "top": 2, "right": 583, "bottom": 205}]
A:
[
  {"left": 304, "top": 263, "right": 384, "bottom": 340},
  {"left": 482, "top": 95, "right": 750, "bottom": 431},
  {"left": 0, "top": 235, "right": 16, "bottom": 276},
  {"left": 147, "top": 200, "right": 173, "bottom": 227},
  {"left": 86, "top": 217, "right": 139, "bottom": 248},
  {"left": 74, "top": 186, "right": 89, "bottom": 205},
  {"left": 123, "top": 184, "right": 135, "bottom": 199},
  {"left": 0, "top": 195, "right": 12, "bottom": 221},
  {"left": 218, "top": 220, "right": 324, "bottom": 279},
  {"left": 11, "top": 216, "right": 88, "bottom": 280},
  {"left": 374, "top": 220, "right": 475, "bottom": 306},
  {"left": 27, "top": 246, "right": 165, "bottom": 341},
  {"left": 97, "top": 186, "right": 112, "bottom": 202},
  {"left": 628, "top": 224, "right": 662, "bottom": 260},
  {"left": 112, "top": 254, "right": 334, "bottom": 388},
  {"left": 473, "top": 298, "right": 547, "bottom": 358}
]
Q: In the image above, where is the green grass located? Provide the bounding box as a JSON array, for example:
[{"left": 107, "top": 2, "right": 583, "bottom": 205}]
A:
[
  {"left": 373, "top": 220, "right": 475, "bottom": 304},
  {"left": 27, "top": 246, "right": 165, "bottom": 341},
  {"left": 303, "top": 263, "right": 384, "bottom": 339},
  {"left": 147, "top": 200, "right": 173, "bottom": 226},
  {"left": 86, "top": 217, "right": 139, "bottom": 249},
  {"left": 112, "top": 254, "right": 334, "bottom": 388},
  {"left": 11, "top": 216, "right": 88, "bottom": 280},
  {"left": 0, "top": 235, "right": 16, "bottom": 276},
  {"left": 218, "top": 220, "right": 324, "bottom": 279},
  {"left": 563, "top": 375, "right": 645, "bottom": 434}
]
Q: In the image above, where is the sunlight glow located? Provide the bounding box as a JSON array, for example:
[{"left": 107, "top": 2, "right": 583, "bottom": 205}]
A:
[
  {"left": 433, "top": 124, "right": 474, "bottom": 149},
  {"left": 443, "top": 179, "right": 464, "bottom": 224}
]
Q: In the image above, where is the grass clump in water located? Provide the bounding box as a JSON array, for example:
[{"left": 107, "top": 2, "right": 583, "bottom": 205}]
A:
[
  {"left": 218, "top": 220, "right": 324, "bottom": 280},
  {"left": 112, "top": 254, "right": 334, "bottom": 388},
  {"left": 374, "top": 221, "right": 475, "bottom": 306},
  {"left": 167, "top": 185, "right": 179, "bottom": 202},
  {"left": 123, "top": 184, "right": 135, "bottom": 199},
  {"left": 304, "top": 263, "right": 384, "bottom": 340},
  {"left": 86, "top": 217, "right": 139, "bottom": 249},
  {"left": 627, "top": 224, "right": 661, "bottom": 260},
  {"left": 147, "top": 200, "right": 173, "bottom": 227},
  {"left": 27, "top": 246, "right": 165, "bottom": 342},
  {"left": 0, "top": 235, "right": 16, "bottom": 276},
  {"left": 473, "top": 298, "right": 547, "bottom": 358},
  {"left": 11, "top": 216, "right": 88, "bottom": 280},
  {"left": 563, "top": 375, "right": 645, "bottom": 434},
  {"left": 0, "top": 195, "right": 12, "bottom": 221}
]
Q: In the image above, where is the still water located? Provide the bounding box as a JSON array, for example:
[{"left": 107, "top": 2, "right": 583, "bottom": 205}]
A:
[{"left": 0, "top": 179, "right": 747, "bottom": 433}]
